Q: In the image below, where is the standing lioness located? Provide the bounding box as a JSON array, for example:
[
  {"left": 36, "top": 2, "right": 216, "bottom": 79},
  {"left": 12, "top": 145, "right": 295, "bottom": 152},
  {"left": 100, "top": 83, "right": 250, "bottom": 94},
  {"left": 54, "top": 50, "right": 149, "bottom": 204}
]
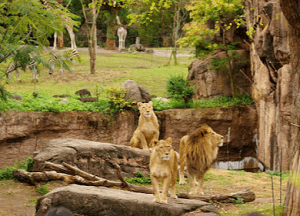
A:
[
  {"left": 150, "top": 137, "right": 178, "bottom": 203},
  {"left": 130, "top": 101, "right": 159, "bottom": 150}
]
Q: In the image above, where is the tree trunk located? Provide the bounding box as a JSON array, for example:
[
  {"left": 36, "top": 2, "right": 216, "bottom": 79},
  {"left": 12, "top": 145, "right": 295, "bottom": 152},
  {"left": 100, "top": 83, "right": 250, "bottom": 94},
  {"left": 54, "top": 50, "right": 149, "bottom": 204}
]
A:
[
  {"left": 58, "top": 32, "right": 64, "bottom": 49},
  {"left": 106, "top": 11, "right": 117, "bottom": 50},
  {"left": 280, "top": 1, "right": 300, "bottom": 215}
]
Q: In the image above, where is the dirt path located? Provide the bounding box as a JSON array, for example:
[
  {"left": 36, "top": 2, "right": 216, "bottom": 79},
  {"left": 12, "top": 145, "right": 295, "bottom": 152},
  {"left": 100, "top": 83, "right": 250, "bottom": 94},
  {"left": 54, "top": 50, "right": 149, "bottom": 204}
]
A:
[{"left": 76, "top": 47, "right": 195, "bottom": 58}]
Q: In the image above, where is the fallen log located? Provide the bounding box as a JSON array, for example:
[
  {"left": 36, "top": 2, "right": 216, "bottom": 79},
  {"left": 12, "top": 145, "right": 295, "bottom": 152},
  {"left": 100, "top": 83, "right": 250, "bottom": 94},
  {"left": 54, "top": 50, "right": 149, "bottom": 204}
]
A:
[
  {"left": 13, "top": 161, "right": 255, "bottom": 203},
  {"left": 177, "top": 189, "right": 255, "bottom": 203}
]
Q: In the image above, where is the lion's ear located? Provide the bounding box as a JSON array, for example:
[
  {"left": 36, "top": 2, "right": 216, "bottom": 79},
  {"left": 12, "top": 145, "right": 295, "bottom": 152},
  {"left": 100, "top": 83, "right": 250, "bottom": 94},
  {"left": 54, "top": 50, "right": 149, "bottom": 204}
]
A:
[
  {"left": 148, "top": 101, "right": 153, "bottom": 106},
  {"left": 137, "top": 102, "right": 142, "bottom": 108},
  {"left": 166, "top": 137, "right": 172, "bottom": 144}
]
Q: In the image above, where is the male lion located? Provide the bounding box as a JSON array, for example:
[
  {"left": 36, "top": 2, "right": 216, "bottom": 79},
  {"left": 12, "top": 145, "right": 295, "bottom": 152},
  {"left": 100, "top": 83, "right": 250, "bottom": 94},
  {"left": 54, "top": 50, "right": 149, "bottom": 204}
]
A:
[
  {"left": 179, "top": 124, "right": 223, "bottom": 194},
  {"left": 130, "top": 101, "right": 159, "bottom": 150},
  {"left": 150, "top": 137, "right": 178, "bottom": 203}
]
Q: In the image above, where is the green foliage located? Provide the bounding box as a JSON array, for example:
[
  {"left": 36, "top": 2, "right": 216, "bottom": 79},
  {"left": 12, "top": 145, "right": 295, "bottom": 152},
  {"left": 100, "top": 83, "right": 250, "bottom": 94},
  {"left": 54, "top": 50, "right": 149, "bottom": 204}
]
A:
[
  {"left": 166, "top": 75, "right": 194, "bottom": 102},
  {"left": 26, "top": 157, "right": 34, "bottom": 172},
  {"left": 194, "top": 94, "right": 253, "bottom": 108},
  {"left": 0, "top": 0, "right": 80, "bottom": 101},
  {"left": 105, "top": 86, "right": 135, "bottom": 112},
  {"left": 266, "top": 170, "right": 289, "bottom": 178},
  {"left": 229, "top": 195, "right": 244, "bottom": 204},
  {"left": 0, "top": 92, "right": 112, "bottom": 113},
  {"left": 124, "top": 171, "right": 151, "bottom": 184},
  {"left": 36, "top": 185, "right": 49, "bottom": 195},
  {"left": 179, "top": 0, "right": 244, "bottom": 49},
  {"left": 153, "top": 94, "right": 253, "bottom": 111},
  {"left": 0, "top": 157, "right": 33, "bottom": 181}
]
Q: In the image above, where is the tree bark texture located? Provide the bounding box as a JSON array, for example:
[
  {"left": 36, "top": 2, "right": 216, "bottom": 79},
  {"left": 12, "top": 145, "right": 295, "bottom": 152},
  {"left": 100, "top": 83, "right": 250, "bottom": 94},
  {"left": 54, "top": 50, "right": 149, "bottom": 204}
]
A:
[
  {"left": 106, "top": 11, "right": 117, "bottom": 50},
  {"left": 280, "top": 1, "right": 300, "bottom": 215}
]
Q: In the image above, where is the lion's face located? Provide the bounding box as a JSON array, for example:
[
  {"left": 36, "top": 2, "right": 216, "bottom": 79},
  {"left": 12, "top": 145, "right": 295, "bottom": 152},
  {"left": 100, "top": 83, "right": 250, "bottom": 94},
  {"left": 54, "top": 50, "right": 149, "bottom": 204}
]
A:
[
  {"left": 138, "top": 101, "right": 154, "bottom": 118},
  {"left": 205, "top": 125, "right": 224, "bottom": 147},
  {"left": 190, "top": 124, "right": 224, "bottom": 148},
  {"left": 152, "top": 137, "right": 173, "bottom": 161}
]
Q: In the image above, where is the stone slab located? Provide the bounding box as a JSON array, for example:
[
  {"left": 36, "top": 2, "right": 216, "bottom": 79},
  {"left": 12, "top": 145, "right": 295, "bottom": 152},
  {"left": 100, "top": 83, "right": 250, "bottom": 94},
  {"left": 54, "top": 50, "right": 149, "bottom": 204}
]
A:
[
  {"left": 36, "top": 185, "right": 219, "bottom": 216},
  {"left": 32, "top": 138, "right": 150, "bottom": 180}
]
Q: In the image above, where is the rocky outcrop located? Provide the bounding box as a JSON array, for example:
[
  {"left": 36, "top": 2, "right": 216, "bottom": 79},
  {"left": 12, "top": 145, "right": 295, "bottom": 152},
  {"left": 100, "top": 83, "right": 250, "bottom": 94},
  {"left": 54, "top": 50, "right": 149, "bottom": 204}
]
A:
[
  {"left": 32, "top": 139, "right": 150, "bottom": 180},
  {"left": 245, "top": 0, "right": 291, "bottom": 171},
  {"left": 188, "top": 50, "right": 251, "bottom": 99},
  {"left": 35, "top": 185, "right": 219, "bottom": 216},
  {"left": 0, "top": 106, "right": 257, "bottom": 169},
  {"left": 187, "top": 0, "right": 291, "bottom": 171}
]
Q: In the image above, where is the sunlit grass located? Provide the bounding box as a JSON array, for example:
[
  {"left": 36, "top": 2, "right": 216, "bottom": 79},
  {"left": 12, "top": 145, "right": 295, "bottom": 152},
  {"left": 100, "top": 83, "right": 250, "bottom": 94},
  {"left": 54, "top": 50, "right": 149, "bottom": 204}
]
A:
[{"left": 4, "top": 51, "right": 194, "bottom": 97}]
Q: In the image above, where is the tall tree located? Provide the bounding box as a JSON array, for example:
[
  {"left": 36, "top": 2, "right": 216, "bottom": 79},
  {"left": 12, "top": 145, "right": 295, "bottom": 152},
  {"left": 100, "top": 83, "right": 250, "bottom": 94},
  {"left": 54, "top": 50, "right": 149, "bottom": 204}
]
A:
[
  {"left": 280, "top": 1, "right": 300, "bottom": 215},
  {"left": 178, "top": 0, "right": 244, "bottom": 98},
  {"left": 80, "top": 0, "right": 124, "bottom": 74},
  {"left": 80, "top": 0, "right": 101, "bottom": 74},
  {"left": 0, "top": 0, "right": 76, "bottom": 100}
]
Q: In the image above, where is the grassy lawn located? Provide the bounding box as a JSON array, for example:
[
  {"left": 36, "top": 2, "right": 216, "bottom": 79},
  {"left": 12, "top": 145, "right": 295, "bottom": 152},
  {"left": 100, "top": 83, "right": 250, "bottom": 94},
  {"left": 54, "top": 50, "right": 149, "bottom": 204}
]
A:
[{"left": 4, "top": 51, "right": 194, "bottom": 98}]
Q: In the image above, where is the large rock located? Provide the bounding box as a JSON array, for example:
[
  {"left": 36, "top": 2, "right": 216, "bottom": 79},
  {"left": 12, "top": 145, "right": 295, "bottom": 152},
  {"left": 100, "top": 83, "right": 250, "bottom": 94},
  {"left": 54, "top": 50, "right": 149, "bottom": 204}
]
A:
[
  {"left": 35, "top": 185, "right": 219, "bottom": 216},
  {"left": 187, "top": 50, "right": 251, "bottom": 99},
  {"left": 121, "top": 80, "right": 153, "bottom": 102},
  {"left": 32, "top": 139, "right": 150, "bottom": 180}
]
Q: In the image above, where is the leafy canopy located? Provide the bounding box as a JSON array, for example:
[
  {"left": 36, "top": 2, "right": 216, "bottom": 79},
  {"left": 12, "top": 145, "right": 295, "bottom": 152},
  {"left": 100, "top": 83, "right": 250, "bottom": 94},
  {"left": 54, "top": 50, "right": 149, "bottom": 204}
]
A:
[
  {"left": 179, "top": 0, "right": 244, "bottom": 48},
  {"left": 0, "top": 0, "right": 79, "bottom": 100}
]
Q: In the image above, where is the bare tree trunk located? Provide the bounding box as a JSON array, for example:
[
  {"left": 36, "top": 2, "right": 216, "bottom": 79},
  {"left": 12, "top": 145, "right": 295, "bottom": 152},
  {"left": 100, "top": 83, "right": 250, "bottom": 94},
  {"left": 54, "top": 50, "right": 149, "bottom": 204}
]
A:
[
  {"left": 106, "top": 10, "right": 117, "bottom": 50},
  {"left": 80, "top": 0, "right": 100, "bottom": 74},
  {"left": 280, "top": 1, "right": 300, "bottom": 215},
  {"left": 58, "top": 32, "right": 64, "bottom": 49}
]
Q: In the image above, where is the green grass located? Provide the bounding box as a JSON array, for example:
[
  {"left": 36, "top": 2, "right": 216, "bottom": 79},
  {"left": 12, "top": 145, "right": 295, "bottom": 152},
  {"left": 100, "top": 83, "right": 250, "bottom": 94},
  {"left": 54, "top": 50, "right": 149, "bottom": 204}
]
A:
[
  {"left": 0, "top": 157, "right": 33, "bottom": 181},
  {"left": 4, "top": 51, "right": 193, "bottom": 98},
  {"left": 36, "top": 185, "right": 49, "bottom": 195}
]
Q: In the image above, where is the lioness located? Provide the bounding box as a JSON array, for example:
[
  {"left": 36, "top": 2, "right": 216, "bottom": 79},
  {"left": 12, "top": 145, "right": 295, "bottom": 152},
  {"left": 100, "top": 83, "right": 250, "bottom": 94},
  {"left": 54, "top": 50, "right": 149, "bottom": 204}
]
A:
[
  {"left": 179, "top": 124, "right": 223, "bottom": 194},
  {"left": 150, "top": 137, "right": 178, "bottom": 203},
  {"left": 130, "top": 101, "right": 159, "bottom": 150}
]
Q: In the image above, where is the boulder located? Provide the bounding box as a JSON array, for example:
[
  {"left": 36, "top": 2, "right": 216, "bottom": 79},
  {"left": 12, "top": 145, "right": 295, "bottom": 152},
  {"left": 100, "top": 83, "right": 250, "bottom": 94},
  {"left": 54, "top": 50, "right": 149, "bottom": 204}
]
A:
[
  {"left": 75, "top": 89, "right": 91, "bottom": 97},
  {"left": 32, "top": 138, "right": 150, "bottom": 180},
  {"left": 121, "top": 80, "right": 153, "bottom": 103},
  {"left": 35, "top": 185, "right": 219, "bottom": 216}
]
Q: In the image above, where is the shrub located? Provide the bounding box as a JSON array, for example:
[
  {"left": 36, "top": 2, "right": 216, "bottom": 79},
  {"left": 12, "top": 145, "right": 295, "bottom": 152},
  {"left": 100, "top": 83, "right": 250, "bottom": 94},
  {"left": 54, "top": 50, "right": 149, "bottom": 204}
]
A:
[
  {"left": 166, "top": 75, "right": 194, "bottom": 103},
  {"left": 124, "top": 171, "right": 151, "bottom": 184},
  {"left": 0, "top": 157, "right": 32, "bottom": 181},
  {"left": 105, "top": 86, "right": 134, "bottom": 112}
]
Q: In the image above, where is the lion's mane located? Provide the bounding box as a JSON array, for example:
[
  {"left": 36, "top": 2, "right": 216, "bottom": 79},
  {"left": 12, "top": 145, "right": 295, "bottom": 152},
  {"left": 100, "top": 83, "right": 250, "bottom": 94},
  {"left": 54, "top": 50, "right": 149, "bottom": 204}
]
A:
[{"left": 186, "top": 124, "right": 221, "bottom": 176}]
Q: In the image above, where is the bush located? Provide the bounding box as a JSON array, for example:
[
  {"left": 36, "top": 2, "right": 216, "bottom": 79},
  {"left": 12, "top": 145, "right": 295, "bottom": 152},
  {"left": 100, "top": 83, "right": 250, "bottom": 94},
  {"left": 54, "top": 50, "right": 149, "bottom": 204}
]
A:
[
  {"left": 105, "top": 86, "right": 134, "bottom": 113},
  {"left": 0, "top": 157, "right": 33, "bottom": 181},
  {"left": 124, "top": 172, "right": 151, "bottom": 184},
  {"left": 166, "top": 75, "right": 194, "bottom": 103},
  {"left": 152, "top": 94, "right": 254, "bottom": 111}
]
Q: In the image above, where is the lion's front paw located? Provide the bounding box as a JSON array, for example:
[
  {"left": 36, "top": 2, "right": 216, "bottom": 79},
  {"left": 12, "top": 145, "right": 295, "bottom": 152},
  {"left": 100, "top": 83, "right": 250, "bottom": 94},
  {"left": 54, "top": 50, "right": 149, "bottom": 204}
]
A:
[
  {"left": 189, "top": 190, "right": 197, "bottom": 195},
  {"left": 171, "top": 195, "right": 178, "bottom": 199},
  {"left": 179, "top": 181, "right": 187, "bottom": 185},
  {"left": 152, "top": 198, "right": 160, "bottom": 203}
]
